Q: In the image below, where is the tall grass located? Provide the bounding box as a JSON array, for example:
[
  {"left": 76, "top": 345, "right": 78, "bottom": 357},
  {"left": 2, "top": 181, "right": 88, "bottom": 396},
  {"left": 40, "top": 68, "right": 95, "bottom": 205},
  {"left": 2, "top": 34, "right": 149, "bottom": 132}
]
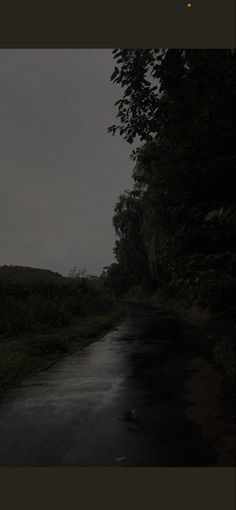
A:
[
  {"left": 0, "top": 266, "right": 122, "bottom": 388},
  {"left": 0, "top": 266, "right": 114, "bottom": 340}
]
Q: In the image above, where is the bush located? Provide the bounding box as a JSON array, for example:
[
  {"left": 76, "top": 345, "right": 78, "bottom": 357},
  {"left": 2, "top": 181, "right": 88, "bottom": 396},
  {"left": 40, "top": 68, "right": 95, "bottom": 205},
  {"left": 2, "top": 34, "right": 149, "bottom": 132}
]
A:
[{"left": 0, "top": 266, "right": 115, "bottom": 340}]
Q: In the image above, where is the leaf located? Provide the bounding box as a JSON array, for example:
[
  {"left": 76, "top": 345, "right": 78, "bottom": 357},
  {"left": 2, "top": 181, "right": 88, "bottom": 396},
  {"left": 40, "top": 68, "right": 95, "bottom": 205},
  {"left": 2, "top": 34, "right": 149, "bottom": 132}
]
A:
[
  {"left": 111, "top": 66, "right": 119, "bottom": 81},
  {"left": 205, "top": 210, "right": 219, "bottom": 221}
]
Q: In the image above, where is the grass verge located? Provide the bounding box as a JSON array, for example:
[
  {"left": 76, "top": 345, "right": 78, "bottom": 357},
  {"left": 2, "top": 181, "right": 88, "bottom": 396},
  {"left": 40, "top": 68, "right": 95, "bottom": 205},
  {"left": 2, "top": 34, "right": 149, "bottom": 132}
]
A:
[
  {"left": 0, "top": 305, "right": 124, "bottom": 390},
  {"left": 122, "top": 286, "right": 235, "bottom": 385},
  {"left": 150, "top": 291, "right": 235, "bottom": 385}
]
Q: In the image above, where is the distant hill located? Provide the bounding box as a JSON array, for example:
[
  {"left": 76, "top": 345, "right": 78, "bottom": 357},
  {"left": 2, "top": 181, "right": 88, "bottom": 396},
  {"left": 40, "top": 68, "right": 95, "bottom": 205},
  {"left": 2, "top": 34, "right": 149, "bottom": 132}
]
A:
[{"left": 0, "top": 265, "right": 65, "bottom": 285}]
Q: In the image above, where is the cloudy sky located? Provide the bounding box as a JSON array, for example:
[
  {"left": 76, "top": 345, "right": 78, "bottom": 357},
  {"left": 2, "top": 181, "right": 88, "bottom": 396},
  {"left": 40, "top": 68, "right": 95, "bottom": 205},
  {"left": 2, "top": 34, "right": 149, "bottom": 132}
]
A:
[{"left": 0, "top": 50, "right": 133, "bottom": 276}]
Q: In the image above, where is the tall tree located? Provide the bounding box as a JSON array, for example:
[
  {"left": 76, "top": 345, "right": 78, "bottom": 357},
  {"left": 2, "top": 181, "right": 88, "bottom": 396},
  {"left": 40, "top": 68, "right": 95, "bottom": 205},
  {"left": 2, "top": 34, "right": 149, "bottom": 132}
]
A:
[{"left": 108, "top": 49, "right": 236, "bottom": 311}]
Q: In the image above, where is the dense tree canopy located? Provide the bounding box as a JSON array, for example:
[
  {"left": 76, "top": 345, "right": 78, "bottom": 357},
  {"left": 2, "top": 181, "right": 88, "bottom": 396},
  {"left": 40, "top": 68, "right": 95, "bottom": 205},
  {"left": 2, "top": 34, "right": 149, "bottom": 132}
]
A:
[
  {"left": 105, "top": 49, "right": 236, "bottom": 317},
  {"left": 109, "top": 49, "right": 235, "bottom": 159}
]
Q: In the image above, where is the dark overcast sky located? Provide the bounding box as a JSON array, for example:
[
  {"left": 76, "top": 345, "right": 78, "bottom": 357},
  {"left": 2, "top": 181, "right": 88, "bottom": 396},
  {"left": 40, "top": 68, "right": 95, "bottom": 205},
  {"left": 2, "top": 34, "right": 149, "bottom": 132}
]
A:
[{"left": 0, "top": 50, "right": 133, "bottom": 276}]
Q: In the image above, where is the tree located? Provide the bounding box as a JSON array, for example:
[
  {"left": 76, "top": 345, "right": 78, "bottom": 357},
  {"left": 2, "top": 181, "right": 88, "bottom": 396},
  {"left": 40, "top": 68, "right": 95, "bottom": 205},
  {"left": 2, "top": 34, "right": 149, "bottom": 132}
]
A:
[
  {"left": 109, "top": 49, "right": 236, "bottom": 163},
  {"left": 109, "top": 49, "right": 236, "bottom": 312},
  {"left": 68, "top": 266, "right": 87, "bottom": 278},
  {"left": 112, "top": 190, "right": 153, "bottom": 290}
]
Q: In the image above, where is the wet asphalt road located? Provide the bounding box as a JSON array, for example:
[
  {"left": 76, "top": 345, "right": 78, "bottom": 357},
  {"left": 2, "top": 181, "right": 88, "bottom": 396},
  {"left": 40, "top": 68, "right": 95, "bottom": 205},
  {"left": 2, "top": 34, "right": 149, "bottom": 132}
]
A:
[{"left": 0, "top": 305, "right": 225, "bottom": 466}]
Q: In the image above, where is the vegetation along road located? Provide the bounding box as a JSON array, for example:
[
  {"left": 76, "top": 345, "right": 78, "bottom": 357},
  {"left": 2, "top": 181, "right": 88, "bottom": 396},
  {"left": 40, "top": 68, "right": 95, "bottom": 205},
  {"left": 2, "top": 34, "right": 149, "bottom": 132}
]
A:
[{"left": 0, "top": 303, "right": 234, "bottom": 466}]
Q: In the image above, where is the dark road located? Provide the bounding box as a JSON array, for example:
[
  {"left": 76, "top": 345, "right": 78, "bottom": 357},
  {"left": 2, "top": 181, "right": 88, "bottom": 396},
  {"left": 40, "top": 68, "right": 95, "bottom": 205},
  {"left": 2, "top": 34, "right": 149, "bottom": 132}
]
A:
[{"left": 0, "top": 305, "right": 234, "bottom": 466}]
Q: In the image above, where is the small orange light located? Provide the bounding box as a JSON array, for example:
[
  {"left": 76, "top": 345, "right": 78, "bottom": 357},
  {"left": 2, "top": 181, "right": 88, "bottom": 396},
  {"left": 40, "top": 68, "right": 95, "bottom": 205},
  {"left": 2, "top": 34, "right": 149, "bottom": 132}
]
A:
[{"left": 187, "top": 2, "right": 192, "bottom": 7}]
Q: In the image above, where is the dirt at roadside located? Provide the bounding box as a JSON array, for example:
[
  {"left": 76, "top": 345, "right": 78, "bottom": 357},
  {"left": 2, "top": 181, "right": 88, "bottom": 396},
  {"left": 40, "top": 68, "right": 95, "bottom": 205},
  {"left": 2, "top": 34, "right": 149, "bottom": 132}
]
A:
[{"left": 185, "top": 356, "right": 235, "bottom": 466}]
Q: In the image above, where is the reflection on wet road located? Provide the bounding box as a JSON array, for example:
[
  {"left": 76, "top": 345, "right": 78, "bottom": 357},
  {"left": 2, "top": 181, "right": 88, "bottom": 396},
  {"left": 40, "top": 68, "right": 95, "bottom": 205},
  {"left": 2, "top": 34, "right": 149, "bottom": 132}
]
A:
[{"left": 0, "top": 305, "right": 231, "bottom": 466}]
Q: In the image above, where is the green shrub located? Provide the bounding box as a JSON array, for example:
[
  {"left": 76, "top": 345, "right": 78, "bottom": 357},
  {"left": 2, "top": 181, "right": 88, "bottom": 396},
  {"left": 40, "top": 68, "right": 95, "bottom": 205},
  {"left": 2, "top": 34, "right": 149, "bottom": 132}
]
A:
[{"left": 0, "top": 266, "right": 115, "bottom": 340}]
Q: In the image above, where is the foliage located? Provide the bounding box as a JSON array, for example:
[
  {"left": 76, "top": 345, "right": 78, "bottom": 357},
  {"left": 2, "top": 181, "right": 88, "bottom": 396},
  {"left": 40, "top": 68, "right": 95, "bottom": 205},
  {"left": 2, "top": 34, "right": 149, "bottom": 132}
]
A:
[
  {"left": 109, "top": 49, "right": 235, "bottom": 160},
  {"left": 101, "top": 263, "right": 131, "bottom": 295},
  {"left": 0, "top": 265, "right": 115, "bottom": 339},
  {"left": 107, "top": 49, "right": 236, "bottom": 316},
  {"left": 0, "top": 307, "right": 123, "bottom": 388},
  {"left": 0, "top": 265, "right": 123, "bottom": 388},
  {"left": 68, "top": 265, "right": 87, "bottom": 278}
]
